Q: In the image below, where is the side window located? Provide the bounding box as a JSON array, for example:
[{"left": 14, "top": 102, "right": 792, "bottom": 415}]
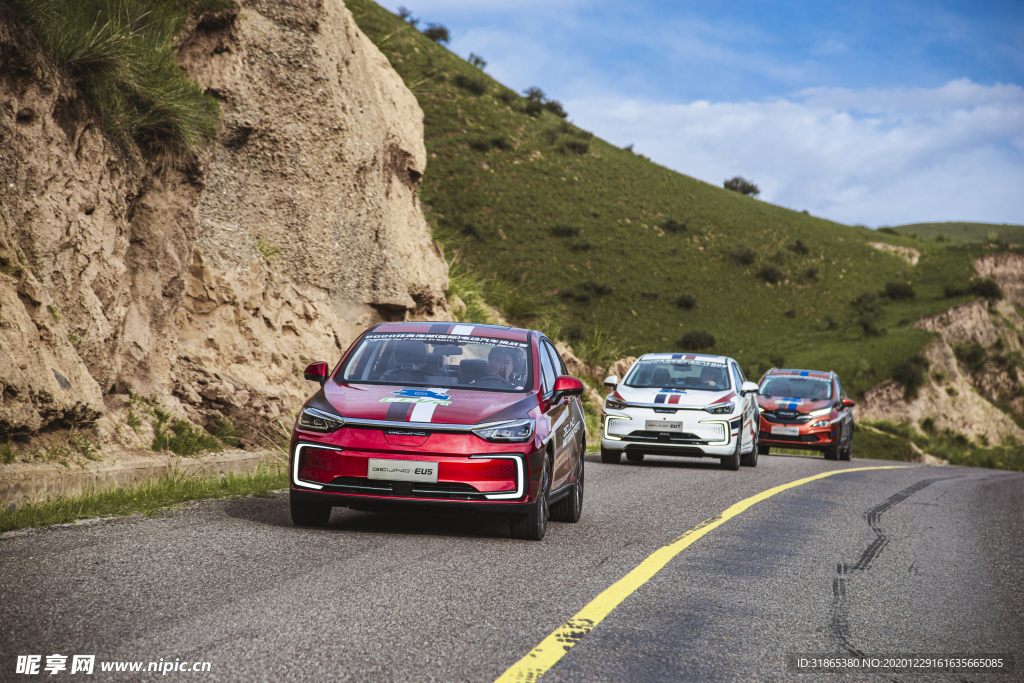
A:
[
  {"left": 545, "top": 341, "right": 567, "bottom": 376},
  {"left": 539, "top": 343, "right": 557, "bottom": 394},
  {"left": 836, "top": 377, "right": 847, "bottom": 399},
  {"left": 731, "top": 363, "right": 743, "bottom": 390}
]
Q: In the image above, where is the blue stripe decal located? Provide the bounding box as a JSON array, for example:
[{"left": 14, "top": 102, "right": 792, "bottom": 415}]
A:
[
  {"left": 800, "top": 371, "right": 809, "bottom": 376},
  {"left": 654, "top": 394, "right": 667, "bottom": 404},
  {"left": 730, "top": 419, "right": 741, "bottom": 429}
]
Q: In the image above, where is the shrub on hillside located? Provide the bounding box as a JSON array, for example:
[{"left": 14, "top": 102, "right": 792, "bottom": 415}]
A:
[
  {"left": 453, "top": 74, "right": 486, "bottom": 95},
  {"left": 559, "top": 288, "right": 591, "bottom": 304},
  {"left": 497, "top": 89, "right": 517, "bottom": 105},
  {"left": 524, "top": 87, "right": 546, "bottom": 102},
  {"left": 723, "top": 176, "right": 760, "bottom": 197},
  {"left": 804, "top": 267, "right": 819, "bottom": 281},
  {"left": 582, "top": 281, "right": 613, "bottom": 296},
  {"left": 757, "top": 265, "right": 783, "bottom": 284},
  {"left": 877, "top": 227, "right": 898, "bottom": 235},
  {"left": 663, "top": 219, "right": 688, "bottom": 233},
  {"left": 784, "top": 309, "right": 796, "bottom": 318},
  {"left": 884, "top": 282, "right": 915, "bottom": 300},
  {"left": 544, "top": 100, "right": 568, "bottom": 118},
  {"left": 675, "top": 294, "right": 696, "bottom": 310},
  {"left": 954, "top": 343, "right": 987, "bottom": 373},
  {"left": 468, "top": 52, "right": 487, "bottom": 69},
  {"left": 891, "top": 354, "right": 929, "bottom": 400},
  {"left": 679, "top": 330, "right": 715, "bottom": 350},
  {"left": 422, "top": 23, "right": 450, "bottom": 43},
  {"left": 569, "top": 239, "right": 592, "bottom": 252},
  {"left": 789, "top": 239, "right": 810, "bottom": 255},
  {"left": 640, "top": 292, "right": 659, "bottom": 300},
  {"left": 469, "top": 137, "right": 492, "bottom": 152},
  {"left": 396, "top": 6, "right": 417, "bottom": 25},
  {"left": 944, "top": 278, "right": 1003, "bottom": 300},
  {"left": 490, "top": 136, "right": 511, "bottom": 151},
  {"left": 550, "top": 225, "right": 581, "bottom": 238},
  {"left": 524, "top": 100, "right": 543, "bottom": 117},
  {"left": 560, "top": 140, "right": 589, "bottom": 155},
  {"left": 729, "top": 243, "right": 756, "bottom": 266}
]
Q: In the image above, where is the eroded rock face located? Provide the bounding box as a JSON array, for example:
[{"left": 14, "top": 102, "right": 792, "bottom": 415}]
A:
[
  {"left": 0, "top": 1, "right": 450, "bottom": 442},
  {"left": 179, "top": 0, "right": 449, "bottom": 321}
]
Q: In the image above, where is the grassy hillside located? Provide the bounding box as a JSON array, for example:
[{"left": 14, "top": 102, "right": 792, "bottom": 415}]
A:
[
  {"left": 892, "top": 222, "right": 1024, "bottom": 246},
  {"left": 347, "top": 0, "right": 1007, "bottom": 398}
]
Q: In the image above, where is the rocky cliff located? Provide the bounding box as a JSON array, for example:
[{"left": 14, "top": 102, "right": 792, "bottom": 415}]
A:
[{"left": 0, "top": 0, "right": 450, "bottom": 456}]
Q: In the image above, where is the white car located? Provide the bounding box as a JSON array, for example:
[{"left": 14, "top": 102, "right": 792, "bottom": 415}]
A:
[{"left": 599, "top": 353, "right": 760, "bottom": 470}]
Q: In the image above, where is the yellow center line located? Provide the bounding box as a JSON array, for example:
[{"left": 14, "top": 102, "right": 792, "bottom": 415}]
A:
[{"left": 495, "top": 465, "right": 915, "bottom": 682}]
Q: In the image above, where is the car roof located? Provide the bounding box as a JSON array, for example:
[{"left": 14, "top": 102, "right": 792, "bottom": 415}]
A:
[
  {"left": 370, "top": 321, "right": 533, "bottom": 343},
  {"left": 763, "top": 368, "right": 834, "bottom": 379},
  {"left": 636, "top": 352, "right": 730, "bottom": 365}
]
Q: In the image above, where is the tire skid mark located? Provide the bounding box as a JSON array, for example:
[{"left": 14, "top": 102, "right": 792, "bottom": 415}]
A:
[{"left": 829, "top": 477, "right": 958, "bottom": 656}]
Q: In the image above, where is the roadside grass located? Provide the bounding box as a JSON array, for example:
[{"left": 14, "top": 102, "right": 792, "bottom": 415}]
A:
[
  {"left": 346, "top": 0, "right": 1007, "bottom": 399},
  {"left": 0, "top": 465, "right": 287, "bottom": 534},
  {"left": 866, "top": 420, "right": 1024, "bottom": 471},
  {"left": 5, "top": 0, "right": 221, "bottom": 162}
]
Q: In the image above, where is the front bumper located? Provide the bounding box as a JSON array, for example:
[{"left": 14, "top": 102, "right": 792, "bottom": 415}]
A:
[
  {"left": 600, "top": 409, "right": 739, "bottom": 457},
  {"left": 289, "top": 430, "right": 546, "bottom": 509},
  {"left": 758, "top": 415, "right": 837, "bottom": 450}
]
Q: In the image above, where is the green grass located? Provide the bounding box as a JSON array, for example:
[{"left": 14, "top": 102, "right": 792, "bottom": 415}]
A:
[
  {"left": 5, "top": 0, "right": 222, "bottom": 161},
  {"left": 346, "top": 0, "right": 1009, "bottom": 397},
  {"left": 865, "top": 420, "right": 1024, "bottom": 471},
  {"left": 0, "top": 465, "right": 286, "bottom": 533},
  {"left": 891, "top": 222, "right": 1024, "bottom": 246},
  {"left": 151, "top": 407, "right": 223, "bottom": 456}
]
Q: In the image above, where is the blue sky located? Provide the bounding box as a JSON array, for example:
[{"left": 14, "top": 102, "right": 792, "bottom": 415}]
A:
[{"left": 379, "top": 0, "right": 1024, "bottom": 226}]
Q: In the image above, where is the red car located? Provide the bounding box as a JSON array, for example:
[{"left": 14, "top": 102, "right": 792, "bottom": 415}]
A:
[
  {"left": 289, "top": 322, "right": 587, "bottom": 540},
  {"left": 756, "top": 368, "right": 856, "bottom": 460}
]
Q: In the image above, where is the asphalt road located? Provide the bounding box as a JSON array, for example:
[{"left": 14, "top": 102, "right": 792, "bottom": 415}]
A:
[{"left": 2, "top": 454, "right": 1022, "bottom": 682}]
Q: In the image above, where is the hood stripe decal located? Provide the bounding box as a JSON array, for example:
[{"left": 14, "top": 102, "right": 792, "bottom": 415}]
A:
[
  {"left": 668, "top": 394, "right": 682, "bottom": 404},
  {"left": 451, "top": 325, "right": 475, "bottom": 335},
  {"left": 408, "top": 387, "right": 448, "bottom": 423},
  {"left": 385, "top": 402, "right": 412, "bottom": 421}
]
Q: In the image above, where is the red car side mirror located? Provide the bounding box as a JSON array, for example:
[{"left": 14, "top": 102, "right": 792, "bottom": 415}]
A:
[
  {"left": 840, "top": 397, "right": 856, "bottom": 408},
  {"left": 552, "top": 375, "right": 585, "bottom": 401},
  {"left": 303, "top": 361, "right": 329, "bottom": 388}
]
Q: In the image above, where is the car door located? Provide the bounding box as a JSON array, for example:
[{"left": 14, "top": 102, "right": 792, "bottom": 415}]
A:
[
  {"left": 728, "top": 361, "right": 749, "bottom": 446},
  {"left": 540, "top": 340, "right": 578, "bottom": 492},
  {"left": 835, "top": 375, "right": 853, "bottom": 449}
]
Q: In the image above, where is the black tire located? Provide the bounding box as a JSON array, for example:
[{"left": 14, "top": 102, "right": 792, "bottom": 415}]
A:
[
  {"left": 824, "top": 436, "right": 841, "bottom": 461},
  {"left": 290, "top": 496, "right": 332, "bottom": 527},
  {"left": 840, "top": 435, "right": 853, "bottom": 461},
  {"left": 741, "top": 424, "right": 758, "bottom": 467},
  {"left": 625, "top": 451, "right": 645, "bottom": 463},
  {"left": 551, "top": 459, "right": 584, "bottom": 523},
  {"left": 509, "top": 457, "right": 550, "bottom": 540},
  {"left": 600, "top": 447, "right": 621, "bottom": 464},
  {"left": 721, "top": 427, "right": 741, "bottom": 470}
]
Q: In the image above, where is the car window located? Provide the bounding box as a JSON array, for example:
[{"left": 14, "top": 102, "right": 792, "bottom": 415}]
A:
[
  {"left": 836, "top": 376, "right": 847, "bottom": 399},
  {"left": 624, "top": 359, "right": 729, "bottom": 391},
  {"left": 337, "top": 332, "right": 532, "bottom": 392},
  {"left": 730, "top": 363, "right": 743, "bottom": 390},
  {"left": 544, "top": 341, "right": 567, "bottom": 376},
  {"left": 539, "top": 342, "right": 557, "bottom": 394},
  {"left": 759, "top": 374, "right": 833, "bottom": 400}
]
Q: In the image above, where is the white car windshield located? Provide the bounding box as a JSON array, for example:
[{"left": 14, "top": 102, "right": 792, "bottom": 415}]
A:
[
  {"left": 337, "top": 332, "right": 533, "bottom": 392},
  {"left": 623, "top": 359, "right": 730, "bottom": 391},
  {"left": 760, "top": 375, "right": 833, "bottom": 400}
]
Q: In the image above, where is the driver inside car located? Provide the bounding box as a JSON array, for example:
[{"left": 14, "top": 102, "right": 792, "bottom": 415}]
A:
[
  {"left": 473, "top": 347, "right": 512, "bottom": 385},
  {"left": 700, "top": 365, "right": 727, "bottom": 389}
]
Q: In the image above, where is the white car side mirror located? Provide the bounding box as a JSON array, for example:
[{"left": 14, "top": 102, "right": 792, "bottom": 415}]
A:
[
  {"left": 604, "top": 375, "right": 619, "bottom": 388},
  {"left": 741, "top": 381, "right": 759, "bottom": 395}
]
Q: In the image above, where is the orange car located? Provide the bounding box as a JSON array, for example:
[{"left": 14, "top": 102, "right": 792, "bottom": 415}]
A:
[{"left": 756, "top": 368, "right": 855, "bottom": 460}]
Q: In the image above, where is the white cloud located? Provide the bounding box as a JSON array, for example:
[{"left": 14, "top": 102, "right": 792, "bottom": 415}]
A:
[{"left": 568, "top": 80, "right": 1024, "bottom": 226}]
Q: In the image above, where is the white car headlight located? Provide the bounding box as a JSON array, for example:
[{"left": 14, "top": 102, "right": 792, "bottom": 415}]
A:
[
  {"left": 808, "top": 407, "right": 832, "bottom": 417},
  {"left": 704, "top": 402, "right": 734, "bottom": 415},
  {"left": 605, "top": 396, "right": 627, "bottom": 410},
  {"left": 298, "top": 408, "right": 345, "bottom": 432},
  {"left": 473, "top": 418, "right": 536, "bottom": 442},
  {"left": 812, "top": 420, "right": 830, "bottom": 428}
]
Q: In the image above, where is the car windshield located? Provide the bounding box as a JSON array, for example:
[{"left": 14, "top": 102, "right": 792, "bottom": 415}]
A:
[
  {"left": 337, "top": 332, "right": 533, "bottom": 392},
  {"left": 760, "top": 375, "right": 833, "bottom": 400},
  {"left": 623, "top": 359, "right": 730, "bottom": 391}
]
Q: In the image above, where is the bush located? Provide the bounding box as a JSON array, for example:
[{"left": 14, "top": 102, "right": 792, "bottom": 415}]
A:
[
  {"left": 422, "top": 23, "right": 450, "bottom": 43},
  {"left": 884, "top": 282, "right": 915, "bottom": 300},
  {"left": 560, "top": 140, "right": 589, "bottom": 155},
  {"left": 559, "top": 288, "right": 591, "bottom": 304},
  {"left": 569, "top": 239, "right": 592, "bottom": 252},
  {"left": 490, "top": 136, "right": 511, "bottom": 151},
  {"left": 920, "top": 417, "right": 936, "bottom": 434},
  {"left": 468, "top": 52, "right": 487, "bottom": 69},
  {"left": 954, "top": 343, "right": 987, "bottom": 373},
  {"left": 891, "top": 355, "right": 929, "bottom": 400},
  {"left": 662, "top": 219, "right": 688, "bottom": 233},
  {"left": 544, "top": 100, "right": 568, "bottom": 118},
  {"left": 640, "top": 291, "right": 659, "bottom": 300},
  {"left": 804, "top": 267, "right": 819, "bottom": 281},
  {"left": 788, "top": 239, "right": 810, "bottom": 255},
  {"left": 679, "top": 330, "right": 715, "bottom": 350},
  {"left": 550, "top": 225, "right": 581, "bottom": 238},
  {"left": 524, "top": 100, "right": 543, "bottom": 117},
  {"left": 675, "top": 294, "right": 696, "bottom": 310},
  {"left": 723, "top": 176, "right": 760, "bottom": 197},
  {"left": 729, "top": 243, "right": 756, "bottom": 266},
  {"left": 757, "top": 265, "right": 783, "bottom": 284},
  {"left": 469, "top": 137, "right": 492, "bottom": 152},
  {"left": 152, "top": 417, "right": 222, "bottom": 456},
  {"left": 784, "top": 309, "right": 796, "bottom": 318},
  {"left": 972, "top": 279, "right": 1003, "bottom": 300},
  {"left": 523, "top": 87, "right": 546, "bottom": 102},
  {"left": 452, "top": 74, "right": 486, "bottom": 95},
  {"left": 582, "top": 281, "right": 613, "bottom": 296},
  {"left": 877, "top": 227, "right": 898, "bottom": 235},
  {"left": 497, "top": 89, "right": 517, "bottom": 105}
]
